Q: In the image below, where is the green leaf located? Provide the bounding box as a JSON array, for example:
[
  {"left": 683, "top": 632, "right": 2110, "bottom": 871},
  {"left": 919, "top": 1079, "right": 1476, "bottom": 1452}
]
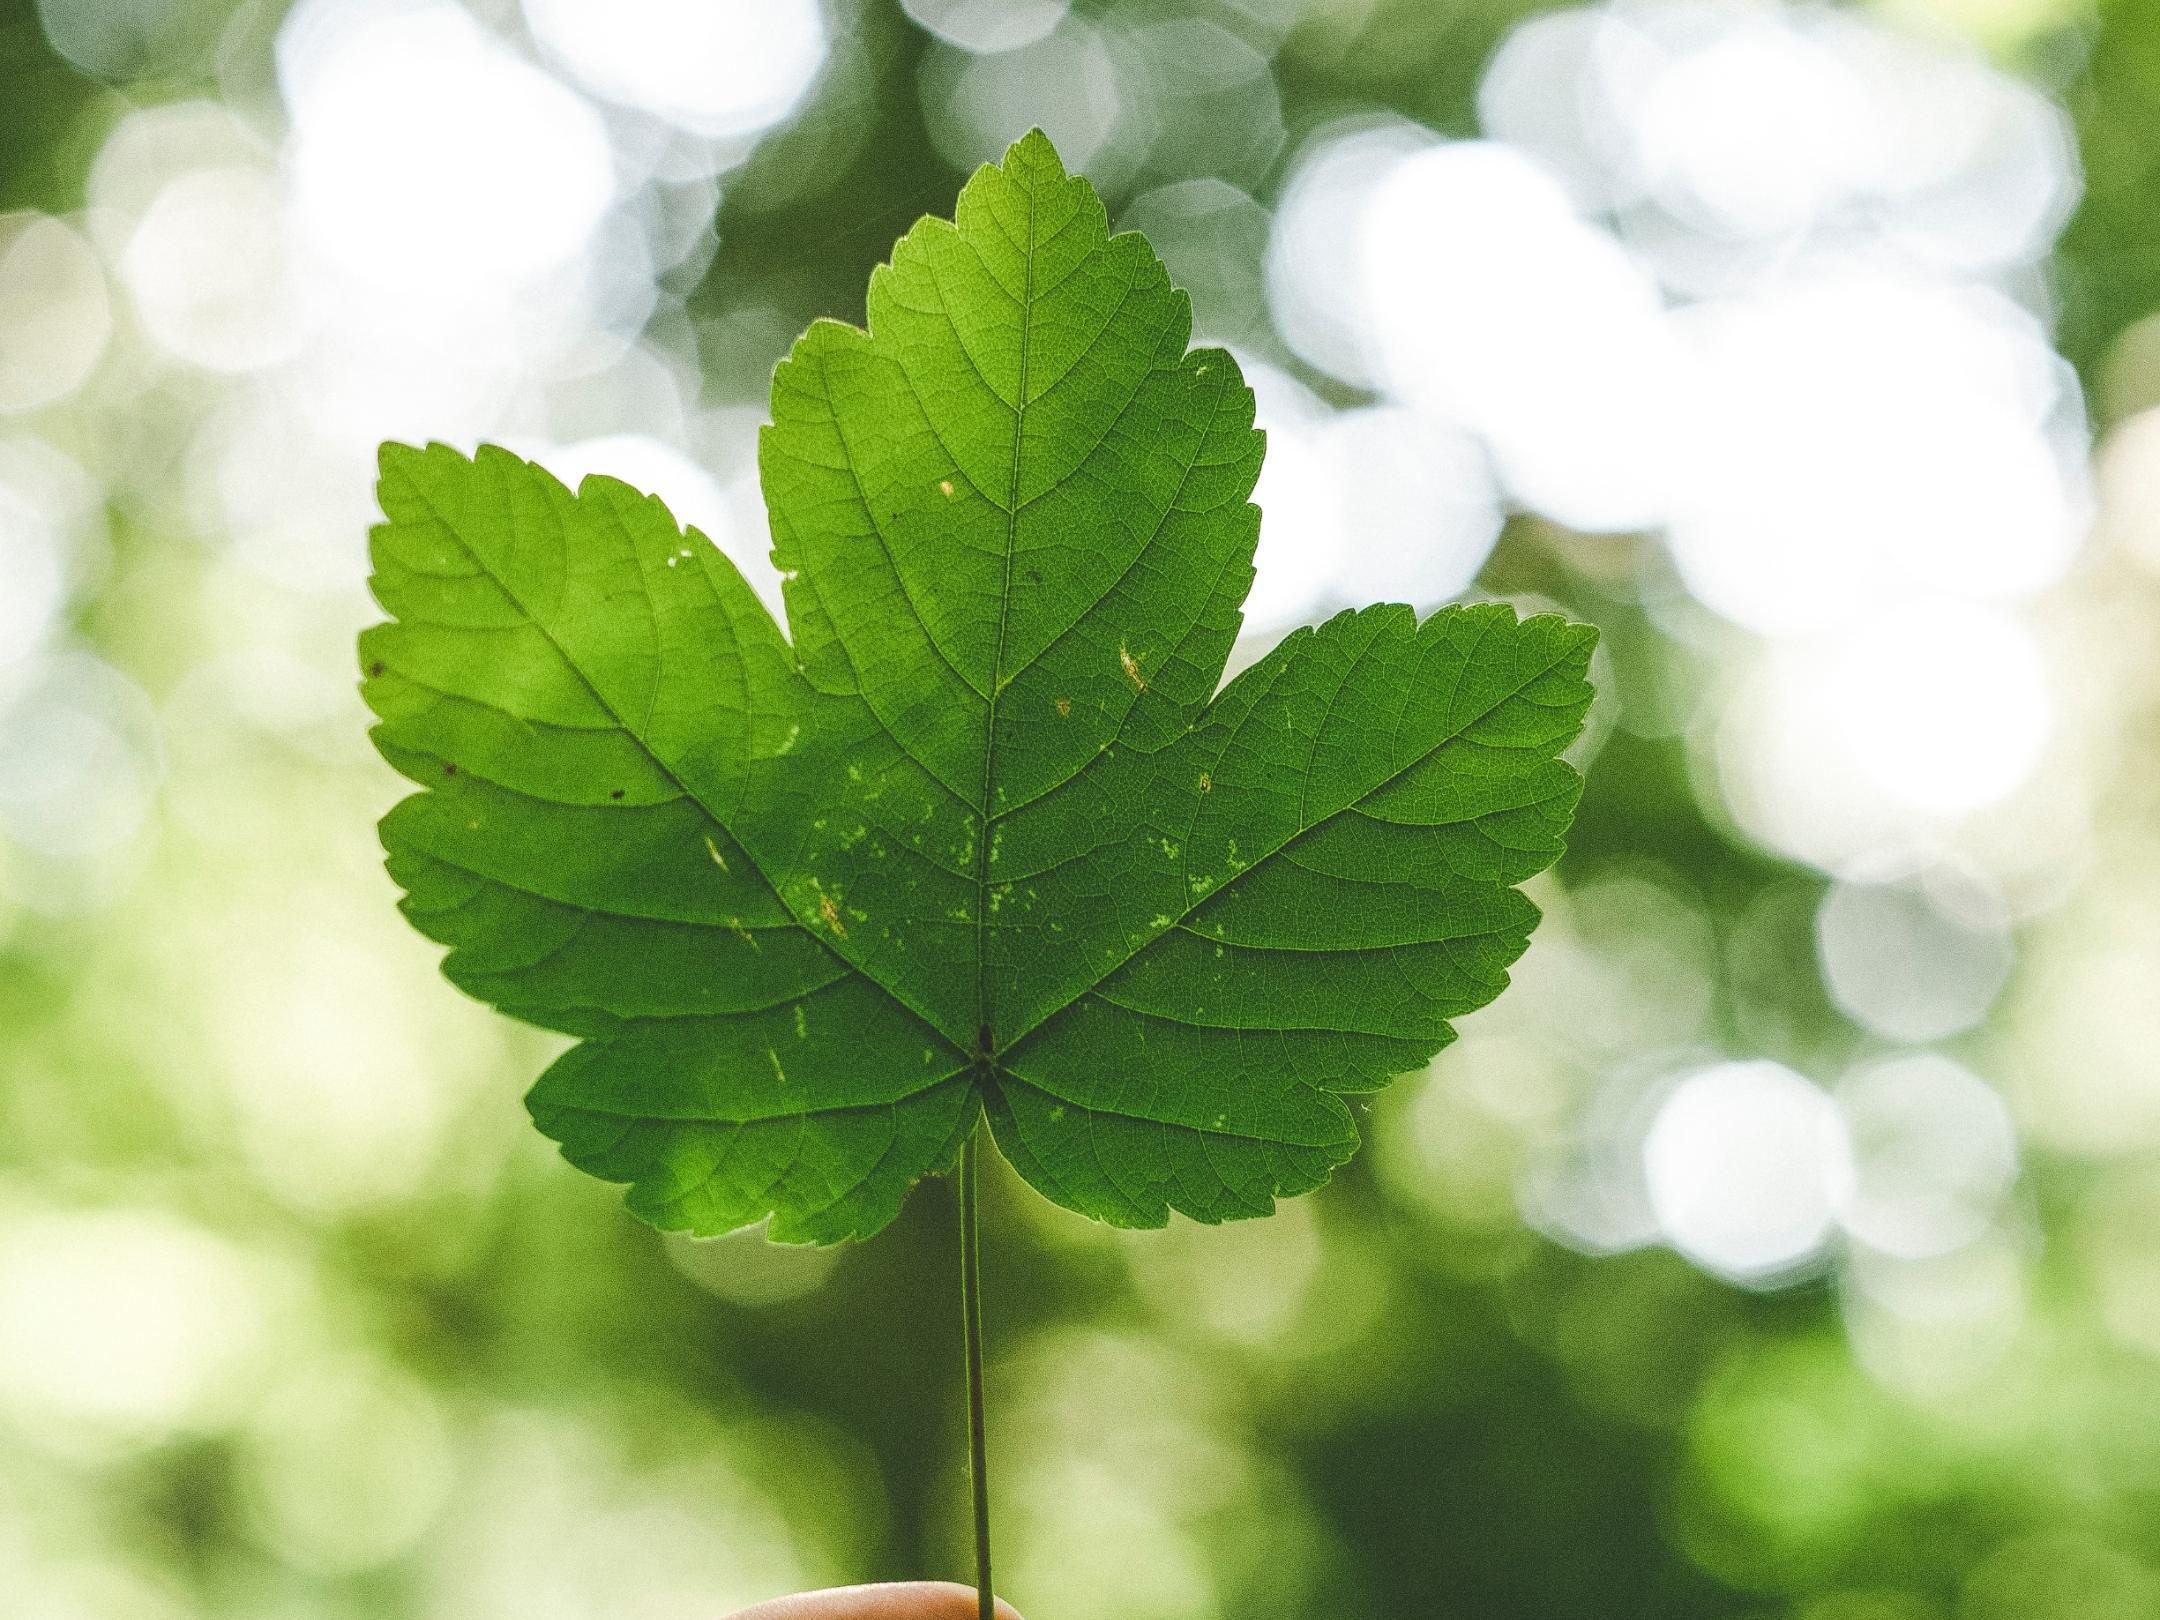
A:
[{"left": 362, "top": 130, "right": 1595, "bottom": 1243}]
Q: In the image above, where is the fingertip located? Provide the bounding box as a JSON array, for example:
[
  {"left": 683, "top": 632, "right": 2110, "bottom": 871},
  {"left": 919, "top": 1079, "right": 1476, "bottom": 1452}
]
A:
[
  {"left": 725, "top": 1581, "right": 1023, "bottom": 1620},
  {"left": 908, "top": 1581, "right": 1026, "bottom": 1620}
]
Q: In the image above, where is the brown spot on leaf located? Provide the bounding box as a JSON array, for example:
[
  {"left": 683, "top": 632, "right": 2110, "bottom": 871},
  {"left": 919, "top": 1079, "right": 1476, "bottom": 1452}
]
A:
[
  {"left": 1119, "top": 641, "right": 1146, "bottom": 692},
  {"left": 819, "top": 891, "right": 848, "bottom": 939},
  {"left": 442, "top": 763, "right": 458, "bottom": 777},
  {"left": 610, "top": 788, "right": 625, "bottom": 800},
  {"left": 1198, "top": 771, "right": 1211, "bottom": 793},
  {"left": 368, "top": 660, "right": 385, "bottom": 677},
  {"left": 1055, "top": 697, "right": 1071, "bottom": 717}
]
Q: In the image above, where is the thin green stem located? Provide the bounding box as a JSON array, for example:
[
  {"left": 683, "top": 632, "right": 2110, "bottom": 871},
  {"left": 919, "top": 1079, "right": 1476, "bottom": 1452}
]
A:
[{"left": 960, "top": 1124, "right": 994, "bottom": 1620}]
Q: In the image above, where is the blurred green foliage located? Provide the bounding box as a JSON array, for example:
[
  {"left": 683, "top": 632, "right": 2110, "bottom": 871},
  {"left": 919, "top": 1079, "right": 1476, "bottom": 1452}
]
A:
[{"left": 4, "top": 1, "right": 2160, "bottom": 1618}]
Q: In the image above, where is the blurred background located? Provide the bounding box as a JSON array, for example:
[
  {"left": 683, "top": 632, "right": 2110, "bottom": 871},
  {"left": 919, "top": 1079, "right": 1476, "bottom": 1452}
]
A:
[{"left": 6, "top": 0, "right": 2160, "bottom": 1614}]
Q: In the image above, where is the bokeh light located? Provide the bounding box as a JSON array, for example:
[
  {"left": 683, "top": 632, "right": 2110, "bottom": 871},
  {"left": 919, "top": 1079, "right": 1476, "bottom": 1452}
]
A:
[
  {"left": 1816, "top": 867, "right": 2014, "bottom": 1043},
  {"left": 902, "top": 0, "right": 1069, "bottom": 55},
  {"left": 282, "top": 0, "right": 617, "bottom": 293},
  {"left": 238, "top": 1354, "right": 456, "bottom": 1573},
  {"left": 0, "top": 1205, "right": 272, "bottom": 1443},
  {"left": 1835, "top": 1054, "right": 2018, "bottom": 1260},
  {"left": 523, "top": 0, "right": 828, "bottom": 144},
  {"left": 0, "top": 215, "right": 110, "bottom": 413},
  {"left": 1243, "top": 367, "right": 1503, "bottom": 631},
  {"left": 1644, "top": 1061, "right": 1855, "bottom": 1284},
  {"left": 120, "top": 163, "right": 309, "bottom": 373},
  {"left": 1362, "top": 138, "right": 1680, "bottom": 533},
  {"left": 1117, "top": 178, "right": 1272, "bottom": 345},
  {"left": 919, "top": 19, "right": 1129, "bottom": 184}
]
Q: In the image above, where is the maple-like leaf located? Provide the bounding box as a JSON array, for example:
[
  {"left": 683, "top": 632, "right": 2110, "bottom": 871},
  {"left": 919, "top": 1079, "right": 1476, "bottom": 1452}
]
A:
[{"left": 362, "top": 130, "right": 1595, "bottom": 1243}]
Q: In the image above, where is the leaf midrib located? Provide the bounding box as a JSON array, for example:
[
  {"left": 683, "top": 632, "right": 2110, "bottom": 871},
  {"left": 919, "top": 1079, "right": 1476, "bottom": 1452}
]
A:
[{"left": 971, "top": 174, "right": 1039, "bottom": 1063}]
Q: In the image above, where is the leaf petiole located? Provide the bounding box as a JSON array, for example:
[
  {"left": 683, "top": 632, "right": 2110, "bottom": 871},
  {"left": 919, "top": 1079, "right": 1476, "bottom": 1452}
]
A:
[{"left": 960, "top": 1120, "right": 994, "bottom": 1620}]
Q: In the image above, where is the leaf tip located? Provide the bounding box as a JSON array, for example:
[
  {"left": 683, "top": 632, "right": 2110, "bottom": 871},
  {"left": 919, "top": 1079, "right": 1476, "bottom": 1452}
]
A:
[
  {"left": 1004, "top": 126, "right": 1066, "bottom": 177},
  {"left": 373, "top": 439, "right": 428, "bottom": 499}
]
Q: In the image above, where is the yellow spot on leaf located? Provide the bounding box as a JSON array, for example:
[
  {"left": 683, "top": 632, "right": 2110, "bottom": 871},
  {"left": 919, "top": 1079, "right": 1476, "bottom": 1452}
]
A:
[
  {"left": 1120, "top": 640, "right": 1146, "bottom": 691},
  {"left": 704, "top": 836, "right": 729, "bottom": 873},
  {"left": 1197, "top": 772, "right": 1211, "bottom": 793},
  {"left": 939, "top": 478, "right": 955, "bottom": 497},
  {"left": 1055, "top": 697, "right": 1071, "bottom": 717},
  {"left": 819, "top": 890, "right": 848, "bottom": 938}
]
